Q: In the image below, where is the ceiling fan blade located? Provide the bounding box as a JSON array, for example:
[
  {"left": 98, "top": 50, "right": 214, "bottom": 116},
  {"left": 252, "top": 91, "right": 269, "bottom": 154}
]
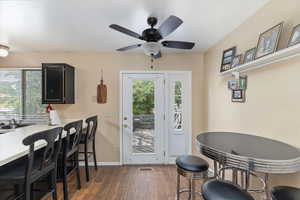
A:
[
  {"left": 116, "top": 44, "right": 142, "bottom": 51},
  {"left": 153, "top": 51, "right": 162, "bottom": 59},
  {"left": 109, "top": 24, "right": 143, "bottom": 40},
  {"left": 162, "top": 41, "right": 195, "bottom": 49},
  {"left": 158, "top": 15, "right": 183, "bottom": 38}
]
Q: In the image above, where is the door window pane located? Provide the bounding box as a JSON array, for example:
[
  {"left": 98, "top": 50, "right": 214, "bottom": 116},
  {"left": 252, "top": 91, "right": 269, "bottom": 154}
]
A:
[
  {"left": 174, "top": 81, "right": 183, "bottom": 130},
  {"left": 132, "top": 80, "right": 155, "bottom": 154}
]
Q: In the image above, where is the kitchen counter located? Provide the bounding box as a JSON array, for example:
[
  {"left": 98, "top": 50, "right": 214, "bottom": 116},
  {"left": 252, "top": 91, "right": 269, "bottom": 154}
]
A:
[{"left": 0, "top": 120, "right": 81, "bottom": 167}]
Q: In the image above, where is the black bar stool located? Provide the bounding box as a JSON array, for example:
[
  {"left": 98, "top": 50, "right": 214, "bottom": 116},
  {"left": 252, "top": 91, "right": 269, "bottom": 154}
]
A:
[
  {"left": 79, "top": 115, "right": 98, "bottom": 182},
  {"left": 59, "top": 120, "right": 83, "bottom": 200},
  {"left": 202, "top": 179, "right": 254, "bottom": 200},
  {"left": 176, "top": 155, "right": 209, "bottom": 200},
  {"left": 271, "top": 186, "right": 300, "bottom": 200},
  {"left": 0, "top": 127, "right": 63, "bottom": 200}
]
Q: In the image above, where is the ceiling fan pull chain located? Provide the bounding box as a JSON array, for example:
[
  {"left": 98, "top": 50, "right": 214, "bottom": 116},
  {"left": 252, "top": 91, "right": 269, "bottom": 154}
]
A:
[{"left": 150, "top": 56, "right": 154, "bottom": 69}]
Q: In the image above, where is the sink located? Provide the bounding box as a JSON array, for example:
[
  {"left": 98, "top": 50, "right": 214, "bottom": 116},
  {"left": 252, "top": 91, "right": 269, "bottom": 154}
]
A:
[{"left": 1, "top": 123, "right": 34, "bottom": 130}]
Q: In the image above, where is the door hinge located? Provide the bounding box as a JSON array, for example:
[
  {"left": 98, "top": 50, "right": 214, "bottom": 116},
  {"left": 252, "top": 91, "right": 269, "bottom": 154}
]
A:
[
  {"left": 163, "top": 113, "right": 166, "bottom": 120},
  {"left": 163, "top": 151, "right": 166, "bottom": 157},
  {"left": 163, "top": 79, "right": 166, "bottom": 85}
]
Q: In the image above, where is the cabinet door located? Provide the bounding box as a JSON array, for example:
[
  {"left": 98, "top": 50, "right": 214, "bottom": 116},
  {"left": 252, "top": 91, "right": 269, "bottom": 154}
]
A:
[{"left": 42, "top": 65, "right": 64, "bottom": 104}]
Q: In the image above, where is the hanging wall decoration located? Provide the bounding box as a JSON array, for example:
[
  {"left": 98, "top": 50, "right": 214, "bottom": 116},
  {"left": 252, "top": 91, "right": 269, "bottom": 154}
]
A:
[
  {"left": 97, "top": 69, "right": 107, "bottom": 104},
  {"left": 228, "top": 76, "right": 247, "bottom": 103},
  {"left": 232, "top": 89, "right": 245, "bottom": 103}
]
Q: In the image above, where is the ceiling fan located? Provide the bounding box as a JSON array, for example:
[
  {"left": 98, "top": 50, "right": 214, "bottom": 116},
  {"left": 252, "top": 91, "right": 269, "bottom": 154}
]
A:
[{"left": 109, "top": 15, "right": 195, "bottom": 59}]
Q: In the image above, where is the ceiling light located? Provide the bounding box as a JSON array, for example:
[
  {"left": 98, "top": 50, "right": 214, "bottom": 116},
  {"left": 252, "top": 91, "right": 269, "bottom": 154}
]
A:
[
  {"left": 0, "top": 45, "right": 9, "bottom": 57},
  {"left": 142, "top": 42, "right": 160, "bottom": 57}
]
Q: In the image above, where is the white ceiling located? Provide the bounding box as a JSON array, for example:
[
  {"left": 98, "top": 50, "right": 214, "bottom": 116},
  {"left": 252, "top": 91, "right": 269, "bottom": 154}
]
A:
[{"left": 0, "top": 0, "right": 270, "bottom": 53}]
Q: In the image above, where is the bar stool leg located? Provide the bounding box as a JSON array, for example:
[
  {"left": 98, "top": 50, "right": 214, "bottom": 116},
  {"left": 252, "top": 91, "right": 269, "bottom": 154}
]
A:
[
  {"left": 264, "top": 174, "right": 271, "bottom": 200},
  {"left": 188, "top": 178, "right": 192, "bottom": 200},
  {"left": 75, "top": 152, "right": 81, "bottom": 189},
  {"left": 191, "top": 178, "right": 195, "bottom": 200},
  {"left": 232, "top": 168, "right": 238, "bottom": 184},
  {"left": 177, "top": 173, "right": 180, "bottom": 200},
  {"left": 240, "top": 171, "right": 245, "bottom": 189},
  {"left": 93, "top": 139, "right": 98, "bottom": 171},
  {"left": 51, "top": 170, "right": 58, "bottom": 200},
  {"left": 84, "top": 144, "right": 90, "bottom": 182}
]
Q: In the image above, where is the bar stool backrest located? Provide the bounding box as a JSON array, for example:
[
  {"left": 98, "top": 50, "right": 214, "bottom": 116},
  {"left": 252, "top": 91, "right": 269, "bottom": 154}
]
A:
[
  {"left": 85, "top": 116, "right": 98, "bottom": 143},
  {"left": 63, "top": 120, "right": 83, "bottom": 154},
  {"left": 22, "top": 127, "right": 63, "bottom": 182}
]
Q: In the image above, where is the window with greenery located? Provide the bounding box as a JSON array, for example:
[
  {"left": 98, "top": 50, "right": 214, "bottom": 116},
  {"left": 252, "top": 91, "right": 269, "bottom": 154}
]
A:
[
  {"left": 0, "top": 69, "right": 46, "bottom": 121},
  {"left": 132, "top": 80, "right": 154, "bottom": 115}
]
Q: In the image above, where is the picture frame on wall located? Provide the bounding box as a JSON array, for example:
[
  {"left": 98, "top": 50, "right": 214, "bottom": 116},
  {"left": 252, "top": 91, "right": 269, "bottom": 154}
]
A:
[
  {"left": 220, "top": 46, "right": 236, "bottom": 72},
  {"left": 231, "top": 54, "right": 242, "bottom": 68},
  {"left": 232, "top": 89, "right": 245, "bottom": 103},
  {"left": 228, "top": 79, "right": 238, "bottom": 90},
  {"left": 288, "top": 24, "right": 300, "bottom": 47},
  {"left": 243, "top": 48, "right": 256, "bottom": 63},
  {"left": 239, "top": 76, "right": 247, "bottom": 90},
  {"left": 255, "top": 22, "right": 283, "bottom": 59}
]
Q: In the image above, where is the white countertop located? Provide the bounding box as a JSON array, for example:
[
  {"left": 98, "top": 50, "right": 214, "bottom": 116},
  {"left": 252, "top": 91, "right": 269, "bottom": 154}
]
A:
[{"left": 0, "top": 120, "right": 81, "bottom": 167}]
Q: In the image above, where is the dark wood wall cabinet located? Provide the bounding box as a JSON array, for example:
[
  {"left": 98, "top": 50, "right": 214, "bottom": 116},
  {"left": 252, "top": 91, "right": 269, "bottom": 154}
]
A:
[{"left": 42, "top": 63, "right": 75, "bottom": 104}]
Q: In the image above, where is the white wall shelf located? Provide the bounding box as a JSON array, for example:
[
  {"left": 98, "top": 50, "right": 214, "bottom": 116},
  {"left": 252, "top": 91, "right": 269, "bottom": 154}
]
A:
[{"left": 220, "top": 43, "right": 300, "bottom": 76}]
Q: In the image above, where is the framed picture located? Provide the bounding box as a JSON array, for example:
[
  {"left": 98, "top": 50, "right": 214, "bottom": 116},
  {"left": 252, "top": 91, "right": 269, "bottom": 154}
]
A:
[
  {"left": 232, "top": 89, "right": 245, "bottom": 103},
  {"left": 239, "top": 76, "right": 247, "bottom": 90},
  {"left": 243, "top": 48, "right": 256, "bottom": 63},
  {"left": 231, "top": 54, "right": 242, "bottom": 68},
  {"left": 288, "top": 24, "right": 300, "bottom": 47},
  {"left": 255, "top": 23, "right": 283, "bottom": 59},
  {"left": 228, "top": 79, "right": 238, "bottom": 90},
  {"left": 220, "top": 46, "right": 236, "bottom": 72}
]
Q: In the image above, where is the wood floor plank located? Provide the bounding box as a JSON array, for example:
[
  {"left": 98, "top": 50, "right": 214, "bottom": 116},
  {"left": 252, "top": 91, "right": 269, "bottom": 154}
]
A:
[{"left": 44, "top": 165, "right": 203, "bottom": 200}]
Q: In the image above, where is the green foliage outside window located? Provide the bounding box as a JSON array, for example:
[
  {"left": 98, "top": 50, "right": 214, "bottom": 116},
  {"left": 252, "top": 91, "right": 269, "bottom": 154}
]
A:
[
  {"left": 25, "top": 71, "right": 45, "bottom": 115},
  {"left": 0, "top": 70, "right": 45, "bottom": 119},
  {"left": 132, "top": 80, "right": 154, "bottom": 115}
]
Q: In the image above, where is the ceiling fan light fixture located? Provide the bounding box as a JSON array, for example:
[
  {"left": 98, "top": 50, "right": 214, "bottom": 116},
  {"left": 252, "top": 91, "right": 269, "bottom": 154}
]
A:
[
  {"left": 0, "top": 45, "right": 9, "bottom": 57},
  {"left": 142, "top": 42, "right": 161, "bottom": 57}
]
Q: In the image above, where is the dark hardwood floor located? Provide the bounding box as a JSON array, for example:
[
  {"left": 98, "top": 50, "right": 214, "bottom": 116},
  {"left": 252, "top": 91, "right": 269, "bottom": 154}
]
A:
[{"left": 44, "top": 165, "right": 203, "bottom": 200}]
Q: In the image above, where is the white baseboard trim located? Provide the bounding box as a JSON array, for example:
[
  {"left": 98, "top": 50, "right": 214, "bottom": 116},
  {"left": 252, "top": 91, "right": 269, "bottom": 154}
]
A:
[
  {"left": 79, "top": 161, "right": 121, "bottom": 166},
  {"left": 167, "top": 157, "right": 176, "bottom": 164}
]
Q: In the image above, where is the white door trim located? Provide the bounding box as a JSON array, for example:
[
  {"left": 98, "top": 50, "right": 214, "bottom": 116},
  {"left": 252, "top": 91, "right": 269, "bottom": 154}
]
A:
[{"left": 119, "top": 70, "right": 192, "bottom": 165}]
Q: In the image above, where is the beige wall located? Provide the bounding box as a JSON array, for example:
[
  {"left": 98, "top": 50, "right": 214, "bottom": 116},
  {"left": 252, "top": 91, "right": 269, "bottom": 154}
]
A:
[
  {"left": 0, "top": 52, "right": 205, "bottom": 162},
  {"left": 204, "top": 0, "right": 300, "bottom": 188},
  {"left": 2, "top": 0, "right": 300, "bottom": 191}
]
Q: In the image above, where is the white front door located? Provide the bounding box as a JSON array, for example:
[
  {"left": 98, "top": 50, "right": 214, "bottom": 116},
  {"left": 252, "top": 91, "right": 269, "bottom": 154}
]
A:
[{"left": 122, "top": 73, "right": 165, "bottom": 164}]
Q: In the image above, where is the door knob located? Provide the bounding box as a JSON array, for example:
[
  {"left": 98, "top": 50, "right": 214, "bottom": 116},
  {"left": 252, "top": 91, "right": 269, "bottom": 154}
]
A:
[{"left": 124, "top": 117, "right": 128, "bottom": 120}]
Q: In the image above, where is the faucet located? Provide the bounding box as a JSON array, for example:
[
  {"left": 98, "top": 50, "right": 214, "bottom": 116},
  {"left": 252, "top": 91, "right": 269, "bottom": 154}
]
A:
[{"left": 9, "top": 119, "right": 17, "bottom": 128}]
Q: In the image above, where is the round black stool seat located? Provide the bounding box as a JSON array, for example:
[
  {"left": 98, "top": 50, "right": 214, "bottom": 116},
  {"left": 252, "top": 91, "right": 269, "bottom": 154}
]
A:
[
  {"left": 202, "top": 179, "right": 254, "bottom": 200},
  {"left": 271, "top": 186, "right": 300, "bottom": 200},
  {"left": 176, "top": 155, "right": 209, "bottom": 172}
]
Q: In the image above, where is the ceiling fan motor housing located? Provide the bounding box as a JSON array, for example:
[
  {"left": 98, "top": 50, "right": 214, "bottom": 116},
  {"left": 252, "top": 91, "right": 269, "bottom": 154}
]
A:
[{"left": 142, "top": 28, "right": 162, "bottom": 42}]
